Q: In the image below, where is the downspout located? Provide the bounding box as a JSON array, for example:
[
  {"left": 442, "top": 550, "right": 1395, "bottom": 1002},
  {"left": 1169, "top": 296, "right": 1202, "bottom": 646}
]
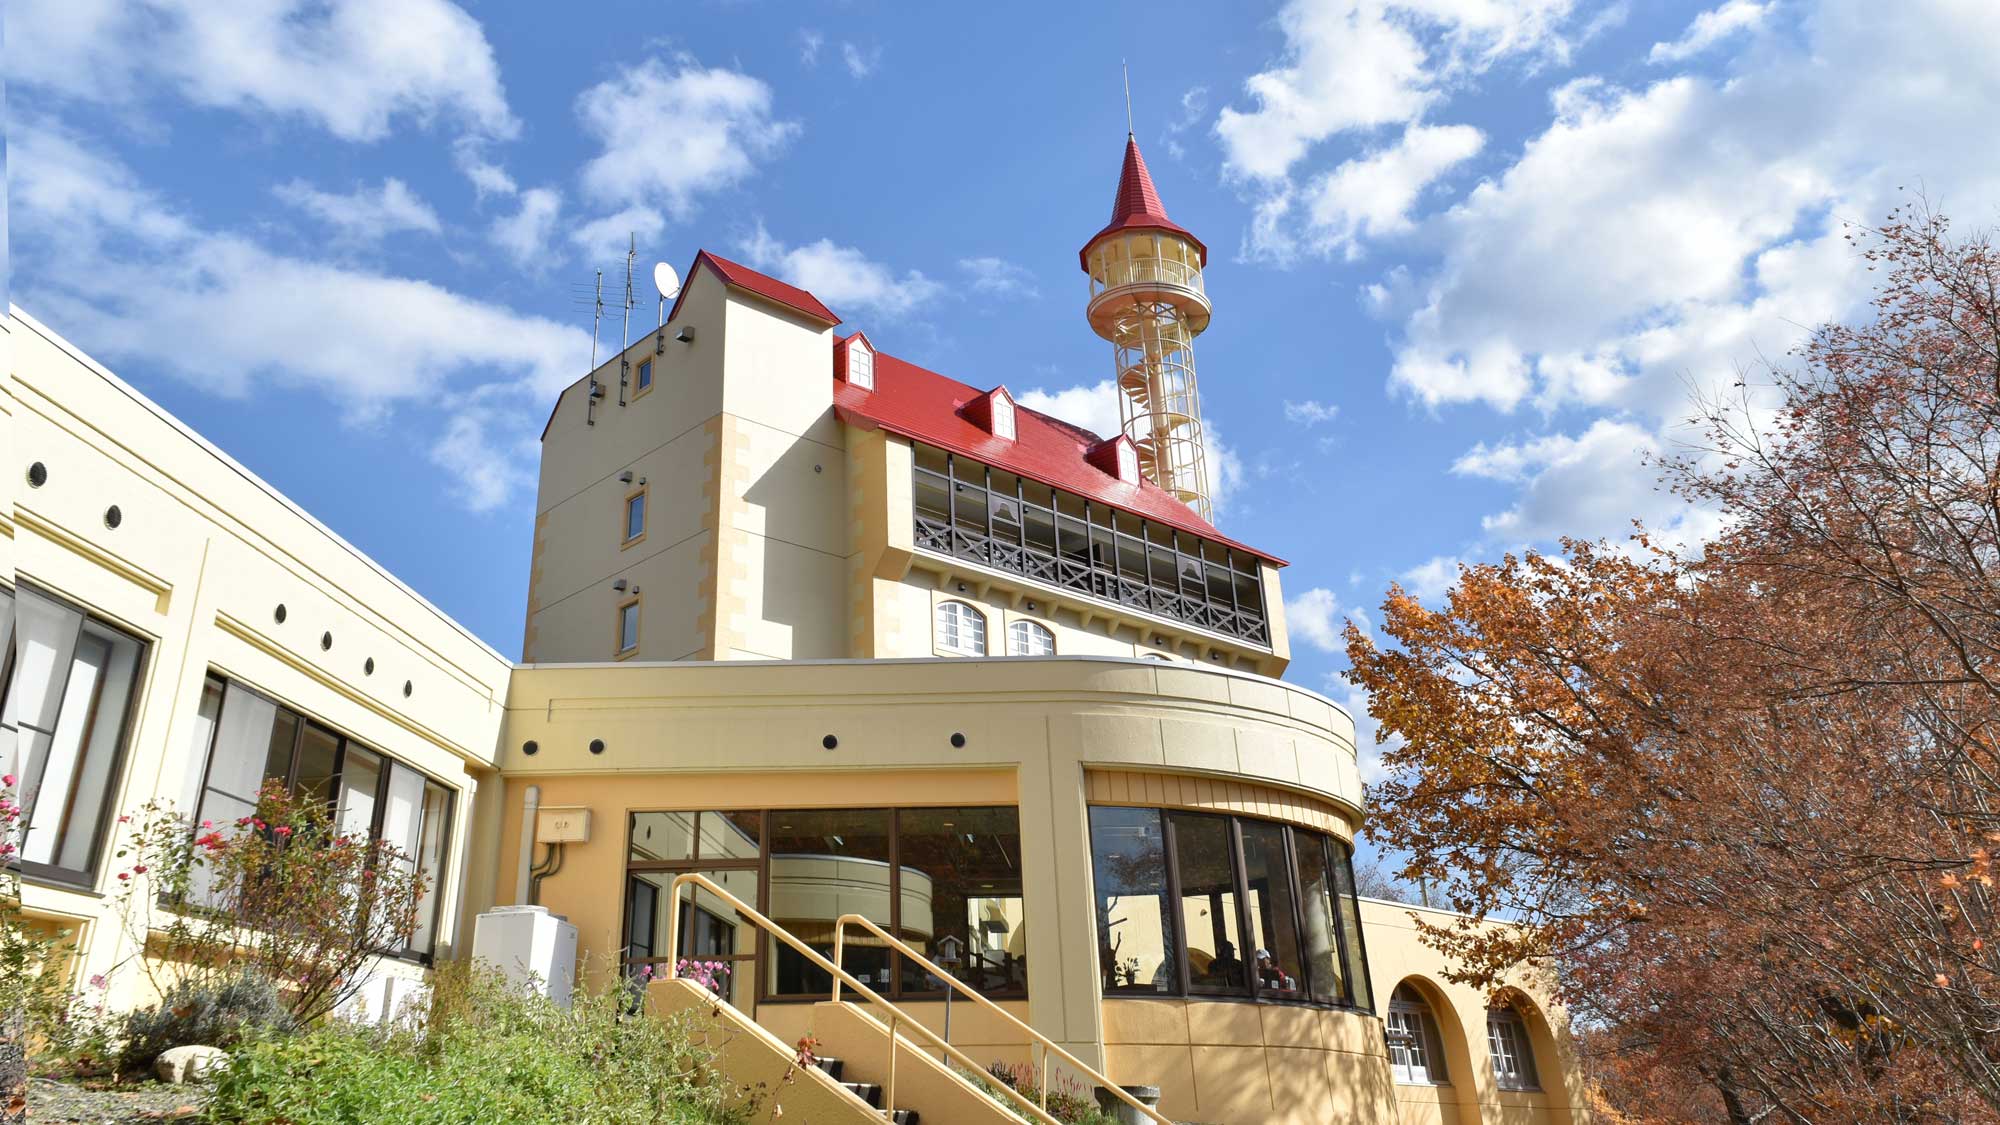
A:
[{"left": 515, "top": 785, "right": 540, "bottom": 905}]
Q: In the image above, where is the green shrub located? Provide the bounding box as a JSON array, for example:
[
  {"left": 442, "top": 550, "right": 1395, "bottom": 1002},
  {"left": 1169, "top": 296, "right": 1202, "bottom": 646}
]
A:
[
  {"left": 119, "top": 970, "right": 292, "bottom": 1072},
  {"left": 206, "top": 966, "right": 750, "bottom": 1125}
]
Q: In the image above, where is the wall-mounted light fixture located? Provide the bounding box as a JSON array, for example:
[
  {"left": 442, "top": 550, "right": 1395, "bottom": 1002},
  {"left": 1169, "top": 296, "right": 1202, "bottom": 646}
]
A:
[
  {"left": 618, "top": 470, "right": 634, "bottom": 483},
  {"left": 675, "top": 327, "right": 695, "bottom": 343}
]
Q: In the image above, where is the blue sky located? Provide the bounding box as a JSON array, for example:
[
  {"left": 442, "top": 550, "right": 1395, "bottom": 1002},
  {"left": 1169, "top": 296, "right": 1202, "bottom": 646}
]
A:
[{"left": 9, "top": 0, "right": 2000, "bottom": 790}]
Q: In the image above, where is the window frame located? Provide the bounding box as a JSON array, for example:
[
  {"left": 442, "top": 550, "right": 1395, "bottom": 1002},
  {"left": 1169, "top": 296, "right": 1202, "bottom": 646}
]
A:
[
  {"left": 616, "top": 595, "right": 642, "bottom": 659},
  {"left": 933, "top": 600, "right": 987, "bottom": 657},
  {"left": 1086, "top": 804, "right": 1374, "bottom": 1014},
  {"left": 622, "top": 484, "right": 648, "bottom": 548},
  {"left": 1005, "top": 619, "right": 1056, "bottom": 656},
  {"left": 633, "top": 358, "right": 655, "bottom": 397},
  {"left": 3, "top": 581, "right": 151, "bottom": 889},
  {"left": 184, "top": 671, "right": 458, "bottom": 961},
  {"left": 1387, "top": 995, "right": 1449, "bottom": 1085},
  {"left": 1487, "top": 1003, "right": 1542, "bottom": 1091},
  {"left": 618, "top": 806, "right": 1030, "bottom": 1006}
]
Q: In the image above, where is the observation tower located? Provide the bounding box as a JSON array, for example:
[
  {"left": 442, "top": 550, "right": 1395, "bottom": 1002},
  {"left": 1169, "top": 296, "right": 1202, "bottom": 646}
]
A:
[{"left": 1080, "top": 133, "right": 1214, "bottom": 521}]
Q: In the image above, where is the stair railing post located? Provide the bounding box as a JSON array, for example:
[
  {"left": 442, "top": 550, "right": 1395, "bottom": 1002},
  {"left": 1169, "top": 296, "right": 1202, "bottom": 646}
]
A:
[
  {"left": 1037, "top": 1040, "right": 1048, "bottom": 1111},
  {"left": 886, "top": 1012, "right": 898, "bottom": 1121},
  {"left": 831, "top": 922, "right": 845, "bottom": 1003}
]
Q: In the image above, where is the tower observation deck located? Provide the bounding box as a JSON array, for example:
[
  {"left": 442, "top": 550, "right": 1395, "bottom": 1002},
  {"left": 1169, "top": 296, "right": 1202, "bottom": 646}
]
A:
[{"left": 1080, "top": 134, "right": 1214, "bottom": 522}]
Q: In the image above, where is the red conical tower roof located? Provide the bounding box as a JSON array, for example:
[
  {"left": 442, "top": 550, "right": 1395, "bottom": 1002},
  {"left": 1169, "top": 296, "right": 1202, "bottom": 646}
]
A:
[{"left": 1079, "top": 134, "right": 1208, "bottom": 270}]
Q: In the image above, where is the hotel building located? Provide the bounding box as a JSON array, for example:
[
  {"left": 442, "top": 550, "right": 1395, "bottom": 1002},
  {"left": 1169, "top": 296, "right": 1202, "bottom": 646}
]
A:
[{"left": 3, "top": 135, "right": 1586, "bottom": 1124}]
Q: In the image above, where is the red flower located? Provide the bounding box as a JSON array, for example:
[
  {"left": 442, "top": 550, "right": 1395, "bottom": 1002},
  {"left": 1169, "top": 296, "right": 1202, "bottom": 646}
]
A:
[
  {"left": 274, "top": 825, "right": 294, "bottom": 837},
  {"left": 117, "top": 872, "right": 130, "bottom": 881}
]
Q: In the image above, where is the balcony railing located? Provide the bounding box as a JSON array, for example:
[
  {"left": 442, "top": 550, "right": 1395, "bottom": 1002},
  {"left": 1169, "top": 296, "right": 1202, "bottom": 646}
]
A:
[{"left": 915, "top": 515, "right": 1269, "bottom": 646}]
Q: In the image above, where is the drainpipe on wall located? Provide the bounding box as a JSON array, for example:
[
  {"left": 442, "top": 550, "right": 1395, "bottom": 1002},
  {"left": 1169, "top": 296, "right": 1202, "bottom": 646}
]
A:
[{"left": 516, "top": 785, "right": 540, "bottom": 905}]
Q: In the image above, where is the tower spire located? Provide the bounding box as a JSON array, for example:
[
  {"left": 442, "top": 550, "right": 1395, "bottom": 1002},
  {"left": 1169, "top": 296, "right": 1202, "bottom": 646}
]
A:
[{"left": 1078, "top": 134, "right": 1215, "bottom": 522}]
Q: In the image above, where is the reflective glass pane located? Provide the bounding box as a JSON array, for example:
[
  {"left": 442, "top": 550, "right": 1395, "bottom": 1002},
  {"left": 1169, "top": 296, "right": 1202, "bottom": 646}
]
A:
[
  {"left": 1330, "top": 843, "right": 1375, "bottom": 1011},
  {"left": 1240, "top": 821, "right": 1306, "bottom": 997},
  {"left": 896, "top": 807, "right": 1026, "bottom": 995},
  {"left": 336, "top": 747, "right": 382, "bottom": 840},
  {"left": 698, "top": 811, "right": 762, "bottom": 862},
  {"left": 1090, "top": 807, "right": 1177, "bottom": 994},
  {"left": 767, "top": 809, "right": 893, "bottom": 995},
  {"left": 410, "top": 783, "right": 450, "bottom": 955},
  {"left": 629, "top": 811, "right": 698, "bottom": 864},
  {"left": 1293, "top": 832, "right": 1349, "bottom": 1005},
  {"left": 294, "top": 725, "right": 341, "bottom": 804},
  {"left": 1172, "top": 812, "right": 1246, "bottom": 992}
]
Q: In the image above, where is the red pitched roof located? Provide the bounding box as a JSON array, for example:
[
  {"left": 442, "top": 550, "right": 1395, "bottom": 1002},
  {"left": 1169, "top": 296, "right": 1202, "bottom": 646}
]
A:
[
  {"left": 666, "top": 250, "right": 841, "bottom": 327},
  {"left": 834, "top": 342, "right": 1282, "bottom": 565},
  {"left": 1078, "top": 135, "right": 1208, "bottom": 269}
]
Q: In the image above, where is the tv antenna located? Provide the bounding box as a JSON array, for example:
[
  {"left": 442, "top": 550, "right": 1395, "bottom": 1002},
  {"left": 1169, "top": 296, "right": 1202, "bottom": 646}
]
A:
[{"left": 1123, "top": 61, "right": 1134, "bottom": 136}]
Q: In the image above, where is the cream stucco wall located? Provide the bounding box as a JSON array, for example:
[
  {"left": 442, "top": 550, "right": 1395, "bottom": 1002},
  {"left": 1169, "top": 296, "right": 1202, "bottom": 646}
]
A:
[
  {"left": 489, "top": 654, "right": 1363, "bottom": 1072},
  {"left": 5, "top": 308, "right": 514, "bottom": 1013}
]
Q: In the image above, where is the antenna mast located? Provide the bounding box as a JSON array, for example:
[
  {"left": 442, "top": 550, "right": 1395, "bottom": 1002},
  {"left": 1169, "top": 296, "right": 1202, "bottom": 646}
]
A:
[
  {"left": 617, "top": 234, "right": 637, "bottom": 406},
  {"left": 1123, "top": 61, "right": 1134, "bottom": 136}
]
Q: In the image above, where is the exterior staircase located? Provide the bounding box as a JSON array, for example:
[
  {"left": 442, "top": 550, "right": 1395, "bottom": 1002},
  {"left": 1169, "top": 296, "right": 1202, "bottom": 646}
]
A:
[{"left": 809, "top": 1057, "right": 919, "bottom": 1124}]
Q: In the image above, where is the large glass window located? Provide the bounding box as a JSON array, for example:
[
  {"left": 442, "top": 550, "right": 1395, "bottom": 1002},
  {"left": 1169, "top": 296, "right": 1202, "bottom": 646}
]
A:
[
  {"left": 895, "top": 807, "right": 1026, "bottom": 995},
  {"left": 623, "top": 806, "right": 1026, "bottom": 1003},
  {"left": 1172, "top": 812, "right": 1247, "bottom": 993},
  {"left": 1090, "top": 807, "right": 1178, "bottom": 994},
  {"left": 184, "top": 673, "right": 455, "bottom": 958},
  {"left": 1240, "top": 820, "right": 1306, "bottom": 998},
  {"left": 767, "top": 809, "right": 895, "bottom": 996},
  {"left": 2, "top": 585, "right": 147, "bottom": 884},
  {"left": 1086, "top": 804, "right": 1372, "bottom": 1010}
]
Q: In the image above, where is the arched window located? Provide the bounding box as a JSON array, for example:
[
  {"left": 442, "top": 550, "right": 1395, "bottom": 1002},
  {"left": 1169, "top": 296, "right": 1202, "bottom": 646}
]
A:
[
  {"left": 935, "top": 601, "right": 987, "bottom": 656},
  {"left": 1386, "top": 984, "right": 1450, "bottom": 1085},
  {"left": 1006, "top": 620, "right": 1055, "bottom": 656},
  {"left": 1487, "top": 1001, "right": 1541, "bottom": 1091}
]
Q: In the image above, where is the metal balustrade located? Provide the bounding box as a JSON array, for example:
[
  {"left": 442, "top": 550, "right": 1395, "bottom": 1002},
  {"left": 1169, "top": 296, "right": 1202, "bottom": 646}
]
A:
[{"left": 913, "top": 513, "right": 1269, "bottom": 645}]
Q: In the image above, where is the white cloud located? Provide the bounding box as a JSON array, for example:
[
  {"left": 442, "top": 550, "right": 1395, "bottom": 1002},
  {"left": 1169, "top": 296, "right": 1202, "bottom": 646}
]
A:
[
  {"left": 1013, "top": 380, "right": 1249, "bottom": 518},
  {"left": 799, "top": 30, "right": 824, "bottom": 66},
  {"left": 8, "top": 0, "right": 516, "bottom": 142},
  {"left": 841, "top": 42, "right": 882, "bottom": 79},
  {"left": 1283, "top": 400, "right": 1339, "bottom": 425},
  {"left": 1215, "top": 0, "right": 1578, "bottom": 182},
  {"left": 274, "top": 178, "right": 441, "bottom": 240},
  {"left": 1284, "top": 587, "right": 1347, "bottom": 652},
  {"left": 491, "top": 188, "right": 564, "bottom": 269},
  {"left": 570, "top": 207, "right": 665, "bottom": 266},
  {"left": 1451, "top": 418, "right": 1725, "bottom": 547},
  {"left": 10, "top": 118, "right": 585, "bottom": 511},
  {"left": 1280, "top": 123, "right": 1484, "bottom": 260},
  {"left": 576, "top": 56, "right": 799, "bottom": 218},
  {"left": 958, "top": 257, "right": 1040, "bottom": 299},
  {"left": 739, "top": 224, "right": 942, "bottom": 317},
  {"left": 1399, "top": 555, "right": 1466, "bottom": 602},
  {"left": 1649, "top": 0, "right": 1772, "bottom": 64},
  {"left": 453, "top": 138, "right": 518, "bottom": 199}
]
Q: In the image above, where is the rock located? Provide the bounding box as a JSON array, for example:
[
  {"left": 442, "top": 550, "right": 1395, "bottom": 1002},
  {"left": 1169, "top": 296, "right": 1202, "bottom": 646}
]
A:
[{"left": 155, "top": 1045, "right": 229, "bottom": 1085}]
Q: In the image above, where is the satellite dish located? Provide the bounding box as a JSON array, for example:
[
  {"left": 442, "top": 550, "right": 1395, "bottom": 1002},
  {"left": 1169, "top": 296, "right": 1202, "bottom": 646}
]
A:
[{"left": 652, "top": 262, "right": 681, "bottom": 300}]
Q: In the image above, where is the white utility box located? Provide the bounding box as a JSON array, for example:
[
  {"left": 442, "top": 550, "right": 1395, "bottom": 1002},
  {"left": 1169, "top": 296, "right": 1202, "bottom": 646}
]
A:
[
  {"left": 471, "top": 905, "right": 578, "bottom": 1008},
  {"left": 535, "top": 806, "right": 591, "bottom": 843}
]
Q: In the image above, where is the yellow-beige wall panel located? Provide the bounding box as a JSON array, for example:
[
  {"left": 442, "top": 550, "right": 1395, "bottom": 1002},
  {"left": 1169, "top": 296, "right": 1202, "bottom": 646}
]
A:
[{"left": 7, "top": 309, "right": 511, "bottom": 1015}]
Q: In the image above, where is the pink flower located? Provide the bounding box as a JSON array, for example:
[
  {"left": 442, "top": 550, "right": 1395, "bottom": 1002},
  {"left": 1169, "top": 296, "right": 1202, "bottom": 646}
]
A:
[
  {"left": 117, "top": 872, "right": 130, "bottom": 881},
  {"left": 2, "top": 774, "right": 14, "bottom": 787},
  {"left": 201, "top": 820, "right": 213, "bottom": 829},
  {"left": 132, "top": 864, "right": 148, "bottom": 874},
  {"left": 89, "top": 975, "right": 107, "bottom": 990},
  {"left": 273, "top": 825, "right": 293, "bottom": 837},
  {"left": 118, "top": 814, "right": 131, "bottom": 824}
]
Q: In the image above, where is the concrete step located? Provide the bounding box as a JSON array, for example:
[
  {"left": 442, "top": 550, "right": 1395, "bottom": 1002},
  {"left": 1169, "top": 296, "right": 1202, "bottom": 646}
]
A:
[
  {"left": 810, "top": 1056, "right": 845, "bottom": 1082},
  {"left": 832, "top": 1079, "right": 918, "bottom": 1123}
]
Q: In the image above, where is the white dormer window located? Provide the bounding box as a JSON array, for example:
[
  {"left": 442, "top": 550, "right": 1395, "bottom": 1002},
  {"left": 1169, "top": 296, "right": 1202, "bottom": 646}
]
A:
[
  {"left": 847, "top": 338, "right": 874, "bottom": 390},
  {"left": 1117, "top": 440, "right": 1138, "bottom": 483},
  {"left": 991, "top": 392, "right": 1015, "bottom": 440}
]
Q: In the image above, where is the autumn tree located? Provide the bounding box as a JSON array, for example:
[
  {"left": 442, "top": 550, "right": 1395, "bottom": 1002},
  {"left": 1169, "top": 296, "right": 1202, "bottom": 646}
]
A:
[{"left": 1346, "top": 207, "right": 2000, "bottom": 1122}]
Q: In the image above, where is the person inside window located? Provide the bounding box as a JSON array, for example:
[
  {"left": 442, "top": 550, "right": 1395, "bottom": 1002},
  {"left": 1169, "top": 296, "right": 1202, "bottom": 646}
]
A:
[
  {"left": 1256, "top": 947, "right": 1296, "bottom": 991},
  {"left": 1206, "top": 939, "right": 1243, "bottom": 984}
]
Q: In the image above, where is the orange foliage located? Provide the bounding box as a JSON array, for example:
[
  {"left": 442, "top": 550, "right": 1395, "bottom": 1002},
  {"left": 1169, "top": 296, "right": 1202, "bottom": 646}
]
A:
[{"left": 1348, "top": 207, "right": 2000, "bottom": 1122}]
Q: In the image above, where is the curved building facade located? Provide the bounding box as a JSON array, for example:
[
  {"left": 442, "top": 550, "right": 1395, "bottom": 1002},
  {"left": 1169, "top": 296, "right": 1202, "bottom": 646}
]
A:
[{"left": 3, "top": 134, "right": 1586, "bottom": 1124}]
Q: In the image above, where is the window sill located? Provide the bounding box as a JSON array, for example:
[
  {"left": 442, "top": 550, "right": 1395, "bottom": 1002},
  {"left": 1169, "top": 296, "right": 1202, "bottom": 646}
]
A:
[
  {"left": 1392, "top": 1079, "right": 1452, "bottom": 1089},
  {"left": 621, "top": 533, "right": 647, "bottom": 551},
  {"left": 1101, "top": 990, "right": 1374, "bottom": 1016},
  {"left": 614, "top": 647, "right": 641, "bottom": 661}
]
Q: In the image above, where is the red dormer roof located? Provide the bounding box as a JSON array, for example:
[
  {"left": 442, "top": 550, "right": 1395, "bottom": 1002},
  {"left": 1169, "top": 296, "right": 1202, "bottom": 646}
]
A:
[
  {"left": 667, "top": 250, "right": 841, "bottom": 327},
  {"left": 833, "top": 339, "right": 1282, "bottom": 565},
  {"left": 1078, "top": 135, "right": 1208, "bottom": 269}
]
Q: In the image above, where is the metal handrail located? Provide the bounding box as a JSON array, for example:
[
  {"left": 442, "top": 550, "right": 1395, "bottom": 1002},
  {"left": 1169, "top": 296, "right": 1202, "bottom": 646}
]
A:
[
  {"left": 661, "top": 874, "right": 1066, "bottom": 1125},
  {"left": 834, "top": 912, "right": 1174, "bottom": 1125}
]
